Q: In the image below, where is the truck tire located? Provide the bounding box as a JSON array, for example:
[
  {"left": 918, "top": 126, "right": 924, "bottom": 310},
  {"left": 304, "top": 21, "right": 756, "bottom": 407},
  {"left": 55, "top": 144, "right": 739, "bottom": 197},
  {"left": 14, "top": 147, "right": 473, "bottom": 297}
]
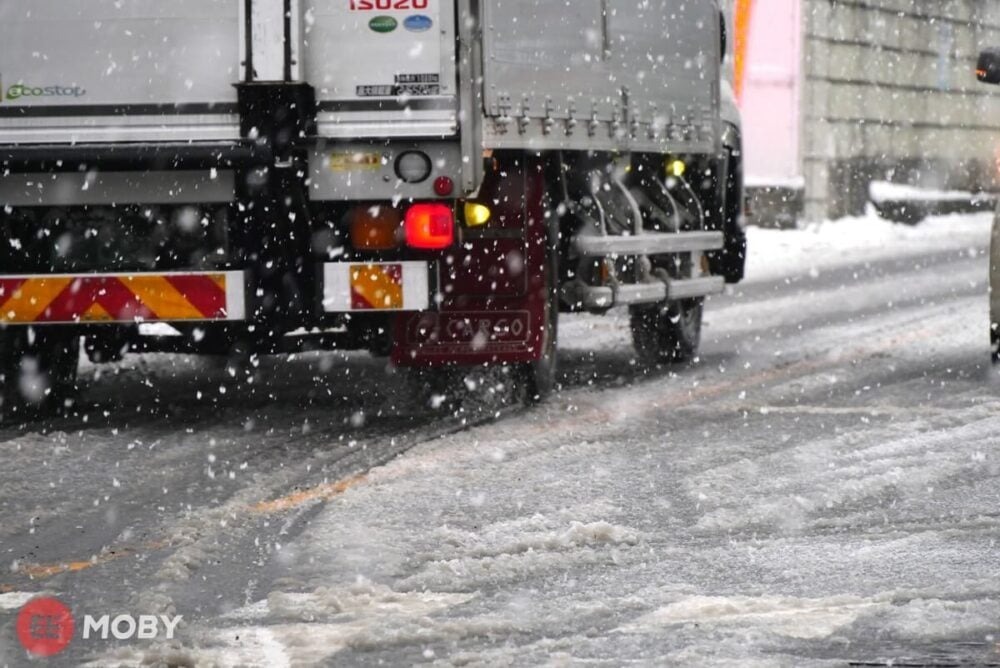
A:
[
  {"left": 521, "top": 271, "right": 559, "bottom": 403},
  {"left": 45, "top": 333, "right": 81, "bottom": 411},
  {"left": 0, "top": 331, "right": 20, "bottom": 418},
  {"left": 993, "top": 325, "right": 999, "bottom": 365},
  {"left": 990, "top": 209, "right": 1000, "bottom": 363},
  {"left": 714, "top": 136, "right": 748, "bottom": 284},
  {"left": 519, "top": 193, "right": 560, "bottom": 403},
  {"left": 630, "top": 298, "right": 703, "bottom": 366},
  {"left": 0, "top": 328, "right": 80, "bottom": 420}
]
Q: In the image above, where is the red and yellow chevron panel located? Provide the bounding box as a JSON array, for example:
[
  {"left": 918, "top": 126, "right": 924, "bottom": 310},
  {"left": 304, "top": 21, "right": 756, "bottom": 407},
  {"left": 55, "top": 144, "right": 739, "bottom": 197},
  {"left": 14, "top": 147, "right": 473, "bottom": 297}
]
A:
[
  {"left": 322, "top": 261, "right": 431, "bottom": 313},
  {"left": 0, "top": 271, "right": 246, "bottom": 324}
]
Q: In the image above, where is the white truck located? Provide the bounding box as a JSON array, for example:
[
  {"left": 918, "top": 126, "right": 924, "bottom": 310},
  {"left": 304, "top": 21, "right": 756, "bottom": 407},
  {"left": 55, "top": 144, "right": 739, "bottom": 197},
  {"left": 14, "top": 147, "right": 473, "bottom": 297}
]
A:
[{"left": 0, "top": 0, "right": 745, "bottom": 415}]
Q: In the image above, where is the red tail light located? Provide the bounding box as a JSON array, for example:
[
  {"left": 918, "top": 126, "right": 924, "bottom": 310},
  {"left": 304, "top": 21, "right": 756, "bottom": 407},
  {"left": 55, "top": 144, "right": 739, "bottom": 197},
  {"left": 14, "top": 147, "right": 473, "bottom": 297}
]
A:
[{"left": 405, "top": 203, "right": 454, "bottom": 250}]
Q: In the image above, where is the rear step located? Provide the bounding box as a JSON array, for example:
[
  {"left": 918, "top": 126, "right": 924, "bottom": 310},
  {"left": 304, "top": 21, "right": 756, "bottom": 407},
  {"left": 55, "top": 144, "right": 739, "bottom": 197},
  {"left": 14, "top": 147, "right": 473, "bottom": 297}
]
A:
[
  {"left": 562, "top": 276, "right": 725, "bottom": 310},
  {"left": 574, "top": 230, "right": 724, "bottom": 257}
]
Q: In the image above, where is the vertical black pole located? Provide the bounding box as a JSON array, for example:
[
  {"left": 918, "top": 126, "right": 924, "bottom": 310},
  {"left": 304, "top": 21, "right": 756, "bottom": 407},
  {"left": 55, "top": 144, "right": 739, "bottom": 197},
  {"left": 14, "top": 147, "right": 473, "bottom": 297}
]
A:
[
  {"left": 283, "top": 0, "right": 293, "bottom": 82},
  {"left": 243, "top": 0, "right": 255, "bottom": 82}
]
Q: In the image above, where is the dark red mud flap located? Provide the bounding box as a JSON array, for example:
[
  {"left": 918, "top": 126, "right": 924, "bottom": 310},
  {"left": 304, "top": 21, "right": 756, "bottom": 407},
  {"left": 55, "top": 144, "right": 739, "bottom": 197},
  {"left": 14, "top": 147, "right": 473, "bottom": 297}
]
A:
[{"left": 391, "top": 154, "right": 550, "bottom": 368}]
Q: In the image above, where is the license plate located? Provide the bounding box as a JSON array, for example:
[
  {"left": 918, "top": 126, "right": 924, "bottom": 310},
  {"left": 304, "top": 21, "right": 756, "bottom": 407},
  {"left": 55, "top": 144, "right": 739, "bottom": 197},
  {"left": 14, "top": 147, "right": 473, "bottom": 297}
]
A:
[{"left": 322, "top": 262, "right": 431, "bottom": 313}]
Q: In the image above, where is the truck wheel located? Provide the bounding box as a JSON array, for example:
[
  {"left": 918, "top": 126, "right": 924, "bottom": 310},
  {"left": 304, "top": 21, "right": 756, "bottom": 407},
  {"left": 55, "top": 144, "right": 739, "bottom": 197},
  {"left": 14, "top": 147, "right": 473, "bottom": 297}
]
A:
[
  {"left": 0, "top": 328, "right": 80, "bottom": 419},
  {"left": 630, "top": 298, "right": 703, "bottom": 366},
  {"left": 521, "top": 276, "right": 559, "bottom": 403}
]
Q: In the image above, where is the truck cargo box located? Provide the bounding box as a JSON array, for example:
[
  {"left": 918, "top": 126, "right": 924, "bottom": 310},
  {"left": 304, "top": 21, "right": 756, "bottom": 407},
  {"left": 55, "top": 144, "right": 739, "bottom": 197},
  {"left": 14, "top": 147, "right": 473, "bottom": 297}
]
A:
[
  {"left": 0, "top": 0, "right": 721, "bottom": 153},
  {"left": 0, "top": 0, "right": 242, "bottom": 145}
]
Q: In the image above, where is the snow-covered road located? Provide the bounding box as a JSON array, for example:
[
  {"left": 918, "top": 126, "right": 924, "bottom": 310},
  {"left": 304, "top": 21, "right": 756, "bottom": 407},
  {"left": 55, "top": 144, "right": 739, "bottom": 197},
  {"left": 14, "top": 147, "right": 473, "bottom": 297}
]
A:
[{"left": 2, "top": 212, "right": 999, "bottom": 667}]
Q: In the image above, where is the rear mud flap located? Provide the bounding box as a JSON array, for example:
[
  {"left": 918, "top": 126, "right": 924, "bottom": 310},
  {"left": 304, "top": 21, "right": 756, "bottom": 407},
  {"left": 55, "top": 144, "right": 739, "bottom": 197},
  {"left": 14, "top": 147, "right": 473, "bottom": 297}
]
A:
[{"left": 392, "top": 304, "right": 541, "bottom": 366}]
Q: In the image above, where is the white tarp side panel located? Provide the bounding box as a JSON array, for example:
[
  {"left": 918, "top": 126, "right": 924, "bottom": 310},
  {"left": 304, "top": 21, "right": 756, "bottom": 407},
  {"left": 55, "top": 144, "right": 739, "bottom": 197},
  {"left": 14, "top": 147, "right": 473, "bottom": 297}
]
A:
[
  {"left": 609, "top": 0, "right": 720, "bottom": 125},
  {"left": 485, "top": 0, "right": 610, "bottom": 119},
  {"left": 482, "top": 0, "right": 721, "bottom": 153},
  {"left": 0, "top": 0, "right": 241, "bottom": 144},
  {"left": 302, "top": 0, "right": 458, "bottom": 138}
]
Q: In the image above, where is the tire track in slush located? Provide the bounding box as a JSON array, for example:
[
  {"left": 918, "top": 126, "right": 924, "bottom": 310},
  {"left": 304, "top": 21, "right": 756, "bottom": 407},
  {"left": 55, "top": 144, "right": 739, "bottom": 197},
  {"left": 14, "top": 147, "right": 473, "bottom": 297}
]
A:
[
  {"left": 0, "top": 404, "right": 520, "bottom": 591},
  {"left": 227, "top": 294, "right": 974, "bottom": 544},
  {"left": 67, "top": 289, "right": 976, "bottom": 591}
]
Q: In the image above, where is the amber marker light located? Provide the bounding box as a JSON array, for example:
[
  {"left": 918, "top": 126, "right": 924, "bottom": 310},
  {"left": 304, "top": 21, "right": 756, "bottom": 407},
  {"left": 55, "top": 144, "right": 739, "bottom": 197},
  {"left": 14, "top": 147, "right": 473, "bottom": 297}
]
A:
[
  {"left": 463, "top": 202, "right": 492, "bottom": 227},
  {"left": 667, "top": 159, "right": 687, "bottom": 178},
  {"left": 350, "top": 206, "right": 402, "bottom": 251}
]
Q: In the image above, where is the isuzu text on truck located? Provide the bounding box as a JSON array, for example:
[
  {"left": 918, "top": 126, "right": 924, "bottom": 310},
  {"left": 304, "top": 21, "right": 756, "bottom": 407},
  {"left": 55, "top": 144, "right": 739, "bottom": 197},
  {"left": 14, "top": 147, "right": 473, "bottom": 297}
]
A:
[{"left": 0, "top": 0, "right": 745, "bottom": 416}]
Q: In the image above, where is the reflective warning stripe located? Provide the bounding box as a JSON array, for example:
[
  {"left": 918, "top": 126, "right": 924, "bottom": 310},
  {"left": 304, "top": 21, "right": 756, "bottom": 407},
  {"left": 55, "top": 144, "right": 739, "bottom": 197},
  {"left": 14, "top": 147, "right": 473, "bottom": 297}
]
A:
[
  {"left": 126, "top": 276, "right": 211, "bottom": 321},
  {"left": 0, "top": 271, "right": 246, "bottom": 324},
  {"left": 351, "top": 264, "right": 404, "bottom": 310}
]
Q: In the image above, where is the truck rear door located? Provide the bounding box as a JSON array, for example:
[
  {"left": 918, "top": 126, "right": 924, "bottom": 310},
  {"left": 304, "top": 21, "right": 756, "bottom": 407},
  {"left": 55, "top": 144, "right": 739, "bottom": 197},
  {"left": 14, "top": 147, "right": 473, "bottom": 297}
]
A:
[
  {"left": 300, "top": 0, "right": 459, "bottom": 139},
  {"left": 0, "top": 0, "right": 242, "bottom": 145}
]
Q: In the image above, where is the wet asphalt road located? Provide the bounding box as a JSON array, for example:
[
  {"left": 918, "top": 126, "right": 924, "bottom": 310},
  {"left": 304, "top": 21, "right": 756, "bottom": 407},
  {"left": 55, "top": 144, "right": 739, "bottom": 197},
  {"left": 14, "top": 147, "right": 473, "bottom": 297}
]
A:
[{"left": 1, "top": 230, "right": 999, "bottom": 666}]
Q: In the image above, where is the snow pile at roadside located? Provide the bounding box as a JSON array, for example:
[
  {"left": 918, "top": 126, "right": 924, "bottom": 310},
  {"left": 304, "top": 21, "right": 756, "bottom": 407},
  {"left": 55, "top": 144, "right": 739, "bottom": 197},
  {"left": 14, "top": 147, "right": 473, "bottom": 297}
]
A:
[
  {"left": 745, "top": 210, "right": 991, "bottom": 284},
  {"left": 869, "top": 180, "right": 994, "bottom": 203}
]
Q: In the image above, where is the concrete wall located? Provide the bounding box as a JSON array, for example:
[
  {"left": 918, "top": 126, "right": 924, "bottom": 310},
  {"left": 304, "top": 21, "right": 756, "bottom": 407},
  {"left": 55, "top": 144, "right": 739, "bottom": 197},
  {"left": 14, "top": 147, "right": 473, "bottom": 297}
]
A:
[{"left": 802, "top": 0, "right": 1000, "bottom": 220}]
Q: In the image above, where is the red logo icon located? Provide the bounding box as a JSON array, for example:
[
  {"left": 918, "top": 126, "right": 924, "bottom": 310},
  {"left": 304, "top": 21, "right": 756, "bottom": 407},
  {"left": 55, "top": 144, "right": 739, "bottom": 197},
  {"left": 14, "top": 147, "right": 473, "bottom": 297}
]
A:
[{"left": 16, "top": 597, "right": 75, "bottom": 657}]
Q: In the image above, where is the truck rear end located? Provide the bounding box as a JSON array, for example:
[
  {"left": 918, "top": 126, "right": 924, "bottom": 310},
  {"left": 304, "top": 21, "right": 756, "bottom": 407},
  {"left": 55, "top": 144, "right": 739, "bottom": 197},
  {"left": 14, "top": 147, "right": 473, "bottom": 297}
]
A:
[{"left": 0, "top": 0, "right": 744, "bottom": 416}]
